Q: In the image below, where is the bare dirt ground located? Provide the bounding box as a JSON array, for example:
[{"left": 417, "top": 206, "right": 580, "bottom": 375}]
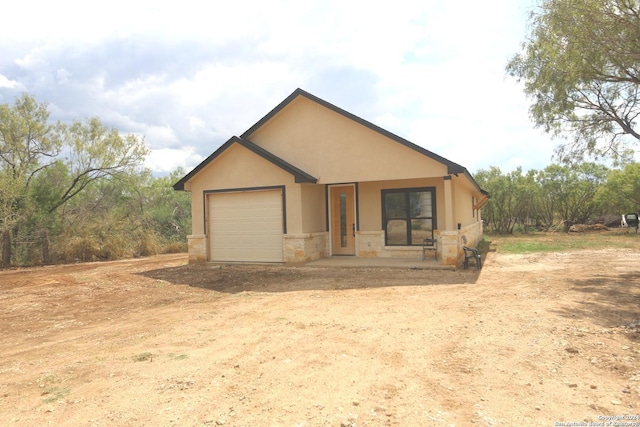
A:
[{"left": 0, "top": 248, "right": 639, "bottom": 426}]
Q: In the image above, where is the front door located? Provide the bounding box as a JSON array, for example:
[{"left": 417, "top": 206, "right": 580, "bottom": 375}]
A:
[{"left": 330, "top": 185, "right": 355, "bottom": 255}]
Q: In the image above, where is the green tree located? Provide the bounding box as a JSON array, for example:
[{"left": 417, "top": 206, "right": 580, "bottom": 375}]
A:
[
  {"left": 0, "top": 94, "right": 61, "bottom": 231},
  {"left": 26, "top": 161, "right": 70, "bottom": 234},
  {"left": 0, "top": 94, "right": 157, "bottom": 266},
  {"left": 598, "top": 162, "right": 640, "bottom": 213},
  {"left": 535, "top": 163, "right": 608, "bottom": 231},
  {"left": 474, "top": 167, "right": 531, "bottom": 234},
  {"left": 48, "top": 167, "right": 190, "bottom": 262},
  {"left": 0, "top": 95, "right": 149, "bottom": 220},
  {"left": 507, "top": 0, "right": 640, "bottom": 163},
  {"left": 510, "top": 168, "right": 539, "bottom": 232},
  {"left": 50, "top": 117, "right": 149, "bottom": 213},
  {"left": 142, "top": 168, "right": 191, "bottom": 244}
]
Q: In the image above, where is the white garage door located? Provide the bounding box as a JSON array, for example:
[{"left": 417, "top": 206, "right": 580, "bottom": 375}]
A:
[{"left": 208, "top": 189, "right": 283, "bottom": 262}]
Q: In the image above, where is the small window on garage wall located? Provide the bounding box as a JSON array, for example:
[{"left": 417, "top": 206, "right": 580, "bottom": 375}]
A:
[{"left": 382, "top": 187, "right": 436, "bottom": 246}]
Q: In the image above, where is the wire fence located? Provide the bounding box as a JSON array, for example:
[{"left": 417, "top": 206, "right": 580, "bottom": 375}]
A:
[
  {"left": 1, "top": 230, "right": 50, "bottom": 268},
  {"left": 1, "top": 229, "right": 187, "bottom": 268}
]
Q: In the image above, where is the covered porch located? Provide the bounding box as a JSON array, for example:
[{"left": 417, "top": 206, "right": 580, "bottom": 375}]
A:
[
  {"left": 284, "top": 175, "right": 487, "bottom": 265},
  {"left": 285, "top": 207, "right": 485, "bottom": 268}
]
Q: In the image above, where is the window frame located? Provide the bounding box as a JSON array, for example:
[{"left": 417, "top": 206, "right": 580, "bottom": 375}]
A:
[{"left": 381, "top": 187, "right": 437, "bottom": 246}]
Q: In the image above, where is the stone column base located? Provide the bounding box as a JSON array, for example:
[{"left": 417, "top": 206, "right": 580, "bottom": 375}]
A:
[
  {"left": 187, "top": 235, "right": 207, "bottom": 264},
  {"left": 283, "top": 232, "right": 329, "bottom": 263}
]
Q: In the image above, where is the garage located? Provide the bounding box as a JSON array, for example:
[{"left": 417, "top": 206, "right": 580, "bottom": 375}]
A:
[{"left": 207, "top": 189, "right": 284, "bottom": 262}]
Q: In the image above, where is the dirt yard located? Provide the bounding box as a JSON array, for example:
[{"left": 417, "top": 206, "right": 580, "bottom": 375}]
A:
[{"left": 0, "top": 248, "right": 639, "bottom": 426}]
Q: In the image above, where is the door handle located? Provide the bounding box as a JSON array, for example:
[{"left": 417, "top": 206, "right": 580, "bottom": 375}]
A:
[{"left": 352, "top": 223, "right": 355, "bottom": 237}]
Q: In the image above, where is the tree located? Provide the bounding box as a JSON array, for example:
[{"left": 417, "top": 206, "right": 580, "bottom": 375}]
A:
[
  {"left": 48, "top": 168, "right": 190, "bottom": 262},
  {"left": 50, "top": 117, "right": 149, "bottom": 213},
  {"left": 0, "top": 95, "right": 149, "bottom": 221},
  {"left": 0, "top": 94, "right": 61, "bottom": 231},
  {"left": 142, "top": 168, "right": 191, "bottom": 243},
  {"left": 474, "top": 167, "right": 532, "bottom": 234},
  {"left": 535, "top": 163, "right": 608, "bottom": 231},
  {"left": 510, "top": 168, "right": 539, "bottom": 232},
  {"left": 0, "top": 94, "right": 154, "bottom": 265},
  {"left": 507, "top": 0, "right": 640, "bottom": 163},
  {"left": 476, "top": 163, "right": 610, "bottom": 234},
  {"left": 598, "top": 162, "right": 640, "bottom": 212}
]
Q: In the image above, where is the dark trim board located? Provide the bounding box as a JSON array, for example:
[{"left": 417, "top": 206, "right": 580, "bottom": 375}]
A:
[
  {"left": 173, "top": 89, "right": 488, "bottom": 197},
  {"left": 324, "top": 185, "right": 329, "bottom": 232},
  {"left": 355, "top": 182, "right": 360, "bottom": 231},
  {"left": 173, "top": 137, "right": 316, "bottom": 191},
  {"left": 240, "top": 88, "right": 485, "bottom": 193}
]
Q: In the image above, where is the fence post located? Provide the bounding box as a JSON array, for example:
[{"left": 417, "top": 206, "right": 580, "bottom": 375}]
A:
[
  {"left": 2, "top": 230, "right": 10, "bottom": 268},
  {"left": 41, "top": 230, "right": 50, "bottom": 264}
]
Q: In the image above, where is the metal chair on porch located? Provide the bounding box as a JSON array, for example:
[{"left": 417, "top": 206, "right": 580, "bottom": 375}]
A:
[{"left": 422, "top": 235, "right": 437, "bottom": 261}]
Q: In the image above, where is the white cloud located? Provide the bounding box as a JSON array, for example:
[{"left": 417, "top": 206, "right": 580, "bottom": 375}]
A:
[
  {"left": 145, "top": 147, "right": 204, "bottom": 174},
  {"left": 0, "top": 0, "right": 552, "bottom": 175},
  {"left": 0, "top": 74, "right": 21, "bottom": 89}
]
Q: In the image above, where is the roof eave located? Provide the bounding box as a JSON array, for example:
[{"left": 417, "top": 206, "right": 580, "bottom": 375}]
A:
[
  {"left": 177, "top": 88, "right": 487, "bottom": 196},
  {"left": 172, "top": 137, "right": 239, "bottom": 191},
  {"left": 235, "top": 137, "right": 317, "bottom": 183},
  {"left": 242, "top": 88, "right": 485, "bottom": 190},
  {"left": 172, "top": 136, "right": 317, "bottom": 191}
]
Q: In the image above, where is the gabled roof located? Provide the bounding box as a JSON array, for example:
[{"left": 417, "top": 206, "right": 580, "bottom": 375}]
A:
[
  {"left": 172, "top": 136, "right": 317, "bottom": 191},
  {"left": 243, "top": 88, "right": 468, "bottom": 174},
  {"left": 174, "top": 88, "right": 488, "bottom": 196},
  {"left": 241, "top": 88, "right": 486, "bottom": 194}
]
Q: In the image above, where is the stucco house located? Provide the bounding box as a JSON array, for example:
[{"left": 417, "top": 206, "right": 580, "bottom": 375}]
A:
[{"left": 173, "top": 88, "right": 489, "bottom": 266}]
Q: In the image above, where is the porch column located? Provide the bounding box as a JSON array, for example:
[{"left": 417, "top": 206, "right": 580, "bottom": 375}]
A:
[
  {"left": 439, "top": 176, "right": 458, "bottom": 266},
  {"left": 443, "top": 176, "right": 454, "bottom": 230}
]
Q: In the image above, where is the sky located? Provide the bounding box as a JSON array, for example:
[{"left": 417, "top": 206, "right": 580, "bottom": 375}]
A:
[{"left": 0, "top": 0, "right": 552, "bottom": 176}]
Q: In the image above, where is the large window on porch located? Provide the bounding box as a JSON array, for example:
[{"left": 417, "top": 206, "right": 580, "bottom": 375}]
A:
[{"left": 382, "top": 187, "right": 436, "bottom": 246}]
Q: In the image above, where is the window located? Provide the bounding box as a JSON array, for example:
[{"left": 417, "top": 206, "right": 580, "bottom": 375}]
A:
[{"left": 382, "top": 188, "right": 436, "bottom": 246}]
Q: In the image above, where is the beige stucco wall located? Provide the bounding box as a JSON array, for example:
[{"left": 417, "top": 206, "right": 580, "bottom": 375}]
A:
[
  {"left": 300, "top": 183, "right": 326, "bottom": 233},
  {"left": 247, "top": 97, "right": 449, "bottom": 184},
  {"left": 451, "top": 174, "right": 483, "bottom": 229}
]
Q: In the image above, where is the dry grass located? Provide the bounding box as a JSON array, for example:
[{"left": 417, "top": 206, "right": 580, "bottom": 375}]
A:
[{"left": 487, "top": 228, "right": 640, "bottom": 254}]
